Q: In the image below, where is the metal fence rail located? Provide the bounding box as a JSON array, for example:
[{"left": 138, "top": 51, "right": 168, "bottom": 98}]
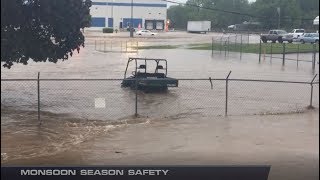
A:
[{"left": 1, "top": 73, "right": 319, "bottom": 125}]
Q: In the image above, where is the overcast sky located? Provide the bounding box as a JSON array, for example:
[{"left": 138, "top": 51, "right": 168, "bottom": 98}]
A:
[{"left": 168, "top": 0, "right": 256, "bottom": 7}]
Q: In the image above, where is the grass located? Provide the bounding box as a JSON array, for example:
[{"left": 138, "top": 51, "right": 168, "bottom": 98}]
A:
[{"left": 136, "top": 43, "right": 319, "bottom": 54}]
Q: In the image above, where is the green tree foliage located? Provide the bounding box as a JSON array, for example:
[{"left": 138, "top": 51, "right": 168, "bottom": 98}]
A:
[
  {"left": 1, "top": 0, "right": 92, "bottom": 68},
  {"left": 168, "top": 0, "right": 318, "bottom": 30},
  {"left": 168, "top": 0, "right": 250, "bottom": 30}
]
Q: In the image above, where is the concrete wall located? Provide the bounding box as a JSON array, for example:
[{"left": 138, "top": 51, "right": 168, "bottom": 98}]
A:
[{"left": 89, "top": 0, "right": 167, "bottom": 31}]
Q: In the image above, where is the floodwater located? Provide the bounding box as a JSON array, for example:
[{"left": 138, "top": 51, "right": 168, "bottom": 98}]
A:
[{"left": 1, "top": 33, "right": 319, "bottom": 171}]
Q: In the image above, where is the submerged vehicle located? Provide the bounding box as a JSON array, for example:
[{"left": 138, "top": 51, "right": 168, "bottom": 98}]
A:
[{"left": 121, "top": 58, "right": 178, "bottom": 92}]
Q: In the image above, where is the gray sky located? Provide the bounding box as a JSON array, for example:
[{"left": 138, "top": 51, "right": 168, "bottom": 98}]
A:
[{"left": 168, "top": 0, "right": 256, "bottom": 7}]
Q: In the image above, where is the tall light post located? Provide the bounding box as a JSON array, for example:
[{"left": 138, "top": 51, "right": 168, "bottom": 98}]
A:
[{"left": 130, "top": 0, "right": 134, "bottom": 37}]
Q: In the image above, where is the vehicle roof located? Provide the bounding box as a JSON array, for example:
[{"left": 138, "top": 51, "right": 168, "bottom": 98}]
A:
[{"left": 128, "top": 57, "right": 167, "bottom": 62}]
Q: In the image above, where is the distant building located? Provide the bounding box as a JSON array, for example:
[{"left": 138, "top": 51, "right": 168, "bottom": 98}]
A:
[{"left": 89, "top": 0, "right": 167, "bottom": 31}]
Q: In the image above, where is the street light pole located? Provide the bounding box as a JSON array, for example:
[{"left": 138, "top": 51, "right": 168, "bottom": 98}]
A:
[{"left": 130, "top": 0, "right": 134, "bottom": 37}]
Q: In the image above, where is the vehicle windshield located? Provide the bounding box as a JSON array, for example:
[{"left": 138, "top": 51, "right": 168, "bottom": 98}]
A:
[{"left": 296, "top": 30, "right": 305, "bottom": 33}]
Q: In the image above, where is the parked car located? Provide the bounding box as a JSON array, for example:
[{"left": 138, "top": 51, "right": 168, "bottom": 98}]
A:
[
  {"left": 228, "top": 25, "right": 235, "bottom": 30},
  {"left": 298, "top": 33, "right": 319, "bottom": 44},
  {"left": 136, "top": 30, "right": 157, "bottom": 36},
  {"left": 289, "top": 29, "right": 305, "bottom": 39},
  {"left": 260, "top": 30, "right": 293, "bottom": 43}
]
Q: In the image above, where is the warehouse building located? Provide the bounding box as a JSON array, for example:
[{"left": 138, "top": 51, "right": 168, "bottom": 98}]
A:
[{"left": 89, "top": 0, "right": 167, "bottom": 31}]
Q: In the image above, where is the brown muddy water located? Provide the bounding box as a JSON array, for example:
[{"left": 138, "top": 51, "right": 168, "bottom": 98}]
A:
[{"left": 1, "top": 43, "right": 319, "bottom": 168}]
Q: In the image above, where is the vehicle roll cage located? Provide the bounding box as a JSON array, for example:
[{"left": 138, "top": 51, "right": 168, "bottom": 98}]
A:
[{"left": 124, "top": 57, "right": 168, "bottom": 78}]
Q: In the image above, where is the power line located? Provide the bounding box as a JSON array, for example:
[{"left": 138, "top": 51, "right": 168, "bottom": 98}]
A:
[{"left": 163, "top": 0, "right": 315, "bottom": 21}]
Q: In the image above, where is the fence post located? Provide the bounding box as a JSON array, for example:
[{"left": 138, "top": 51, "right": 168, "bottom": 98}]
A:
[
  {"left": 297, "top": 44, "right": 300, "bottom": 68},
  {"left": 270, "top": 42, "right": 273, "bottom": 63},
  {"left": 308, "top": 74, "right": 318, "bottom": 109},
  {"left": 224, "top": 41, "right": 227, "bottom": 57},
  {"left": 247, "top": 31, "right": 250, "bottom": 46},
  {"left": 209, "top": 77, "right": 213, "bottom": 89},
  {"left": 282, "top": 43, "right": 286, "bottom": 66},
  {"left": 135, "top": 78, "right": 138, "bottom": 117},
  {"left": 240, "top": 34, "right": 243, "bottom": 59},
  {"left": 227, "top": 36, "right": 230, "bottom": 53},
  {"left": 312, "top": 43, "right": 316, "bottom": 72},
  {"left": 220, "top": 37, "right": 222, "bottom": 54},
  {"left": 225, "top": 71, "right": 232, "bottom": 116},
  {"left": 263, "top": 46, "right": 266, "bottom": 61},
  {"left": 259, "top": 40, "right": 262, "bottom": 63},
  {"left": 212, "top": 37, "right": 214, "bottom": 56},
  {"left": 37, "top": 72, "right": 41, "bottom": 125}
]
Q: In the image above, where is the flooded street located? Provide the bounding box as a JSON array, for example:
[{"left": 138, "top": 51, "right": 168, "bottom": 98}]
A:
[{"left": 1, "top": 31, "right": 319, "bottom": 179}]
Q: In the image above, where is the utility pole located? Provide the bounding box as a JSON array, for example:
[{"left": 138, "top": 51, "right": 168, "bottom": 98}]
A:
[
  {"left": 277, "top": 7, "right": 281, "bottom": 29},
  {"left": 130, "top": 0, "right": 134, "bottom": 38}
]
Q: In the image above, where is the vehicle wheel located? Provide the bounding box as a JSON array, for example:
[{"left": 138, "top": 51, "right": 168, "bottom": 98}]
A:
[
  {"left": 288, "top": 40, "right": 293, "bottom": 43},
  {"left": 261, "top": 37, "right": 267, "bottom": 43},
  {"left": 272, "top": 40, "right": 276, "bottom": 43},
  {"left": 138, "top": 34, "right": 142, "bottom": 35},
  {"left": 301, "top": 40, "right": 305, "bottom": 44},
  {"left": 316, "top": 40, "right": 319, "bottom": 44},
  {"left": 278, "top": 37, "right": 283, "bottom": 43}
]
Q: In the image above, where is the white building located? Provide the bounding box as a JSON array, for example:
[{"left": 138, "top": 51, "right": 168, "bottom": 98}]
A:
[{"left": 89, "top": 0, "right": 167, "bottom": 31}]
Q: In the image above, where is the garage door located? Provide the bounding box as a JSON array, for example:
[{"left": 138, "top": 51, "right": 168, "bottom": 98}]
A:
[
  {"left": 156, "top": 21, "right": 164, "bottom": 30},
  {"left": 146, "top": 22, "right": 153, "bottom": 30}
]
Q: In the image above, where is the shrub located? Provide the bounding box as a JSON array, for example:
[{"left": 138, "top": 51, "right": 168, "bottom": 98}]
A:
[{"left": 103, "top": 28, "right": 114, "bottom": 33}]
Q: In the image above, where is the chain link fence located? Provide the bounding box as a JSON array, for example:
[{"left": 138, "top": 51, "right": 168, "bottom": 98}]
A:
[
  {"left": 1, "top": 73, "right": 319, "bottom": 125},
  {"left": 210, "top": 35, "right": 318, "bottom": 68},
  {"left": 94, "top": 40, "right": 139, "bottom": 53},
  {"left": 258, "top": 42, "right": 319, "bottom": 70}
]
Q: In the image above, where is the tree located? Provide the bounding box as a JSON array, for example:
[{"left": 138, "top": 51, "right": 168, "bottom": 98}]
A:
[
  {"left": 168, "top": 0, "right": 250, "bottom": 30},
  {"left": 251, "top": 0, "right": 318, "bottom": 30},
  {"left": 1, "top": 0, "right": 92, "bottom": 68}
]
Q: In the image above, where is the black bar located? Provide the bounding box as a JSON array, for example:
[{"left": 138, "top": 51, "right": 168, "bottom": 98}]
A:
[{"left": 1, "top": 166, "right": 271, "bottom": 180}]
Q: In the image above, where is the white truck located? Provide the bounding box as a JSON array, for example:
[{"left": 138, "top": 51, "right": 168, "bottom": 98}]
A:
[
  {"left": 187, "top": 21, "right": 211, "bottom": 33},
  {"left": 289, "top": 29, "right": 305, "bottom": 39}
]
